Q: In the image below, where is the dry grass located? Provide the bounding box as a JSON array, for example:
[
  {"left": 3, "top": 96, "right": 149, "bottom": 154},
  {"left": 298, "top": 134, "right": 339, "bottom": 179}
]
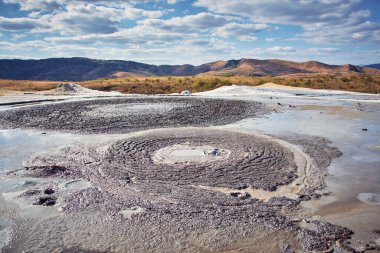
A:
[
  {"left": 81, "top": 76, "right": 248, "bottom": 94},
  {"left": 0, "top": 80, "right": 58, "bottom": 93},
  {"left": 0, "top": 74, "right": 380, "bottom": 95},
  {"left": 272, "top": 74, "right": 380, "bottom": 93},
  {"left": 81, "top": 75, "right": 380, "bottom": 94}
]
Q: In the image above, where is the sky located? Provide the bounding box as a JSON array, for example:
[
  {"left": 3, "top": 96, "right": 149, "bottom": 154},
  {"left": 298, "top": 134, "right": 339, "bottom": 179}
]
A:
[{"left": 0, "top": 0, "right": 379, "bottom": 65}]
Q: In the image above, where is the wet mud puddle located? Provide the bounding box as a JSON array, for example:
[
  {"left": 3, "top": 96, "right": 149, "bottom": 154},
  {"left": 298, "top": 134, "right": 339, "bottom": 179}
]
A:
[{"left": 0, "top": 129, "right": 125, "bottom": 173}]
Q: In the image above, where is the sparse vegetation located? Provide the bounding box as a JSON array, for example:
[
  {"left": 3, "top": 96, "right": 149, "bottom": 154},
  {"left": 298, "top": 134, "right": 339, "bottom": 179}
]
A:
[
  {"left": 1, "top": 74, "right": 380, "bottom": 95},
  {"left": 81, "top": 75, "right": 380, "bottom": 94},
  {"left": 0, "top": 80, "right": 58, "bottom": 93}
]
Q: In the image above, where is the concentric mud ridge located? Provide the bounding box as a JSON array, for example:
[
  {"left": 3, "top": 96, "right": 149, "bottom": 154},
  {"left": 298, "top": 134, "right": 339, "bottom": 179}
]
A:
[
  {"left": 3, "top": 128, "right": 354, "bottom": 252},
  {"left": 102, "top": 129, "right": 297, "bottom": 191},
  {"left": 0, "top": 97, "right": 266, "bottom": 134},
  {"left": 20, "top": 128, "right": 339, "bottom": 207}
]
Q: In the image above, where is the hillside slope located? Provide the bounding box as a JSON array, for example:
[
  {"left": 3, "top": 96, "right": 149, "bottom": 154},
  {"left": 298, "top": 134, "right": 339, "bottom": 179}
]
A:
[
  {"left": 202, "top": 59, "right": 379, "bottom": 76},
  {"left": 364, "top": 64, "right": 380, "bottom": 70},
  {"left": 0, "top": 57, "right": 379, "bottom": 81}
]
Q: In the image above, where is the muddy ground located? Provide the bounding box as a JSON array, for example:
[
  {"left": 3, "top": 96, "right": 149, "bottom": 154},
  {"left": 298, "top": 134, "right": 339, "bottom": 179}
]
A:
[
  {"left": 0, "top": 93, "right": 379, "bottom": 252},
  {"left": 0, "top": 97, "right": 265, "bottom": 134},
  {"left": 3, "top": 127, "right": 356, "bottom": 253}
]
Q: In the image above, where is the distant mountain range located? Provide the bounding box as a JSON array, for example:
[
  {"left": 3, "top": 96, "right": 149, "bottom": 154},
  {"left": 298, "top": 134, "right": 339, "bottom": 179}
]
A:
[
  {"left": 0, "top": 57, "right": 379, "bottom": 81},
  {"left": 364, "top": 64, "right": 380, "bottom": 70}
]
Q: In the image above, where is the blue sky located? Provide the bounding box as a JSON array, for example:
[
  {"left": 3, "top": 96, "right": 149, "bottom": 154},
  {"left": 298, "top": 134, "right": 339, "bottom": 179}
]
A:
[{"left": 0, "top": 0, "right": 379, "bottom": 65}]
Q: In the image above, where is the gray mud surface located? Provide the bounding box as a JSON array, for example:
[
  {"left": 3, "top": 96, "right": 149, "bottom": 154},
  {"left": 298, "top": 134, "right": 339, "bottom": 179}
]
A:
[
  {"left": 280, "top": 135, "right": 342, "bottom": 169},
  {"left": 3, "top": 128, "right": 356, "bottom": 252},
  {"left": 277, "top": 135, "right": 342, "bottom": 197},
  {"left": 102, "top": 129, "right": 297, "bottom": 191},
  {"left": 0, "top": 97, "right": 266, "bottom": 134}
]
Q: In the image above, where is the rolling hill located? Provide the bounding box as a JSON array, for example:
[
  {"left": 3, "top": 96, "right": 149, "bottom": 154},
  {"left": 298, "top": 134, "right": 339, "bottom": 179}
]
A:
[
  {"left": 0, "top": 57, "right": 379, "bottom": 81},
  {"left": 364, "top": 64, "right": 380, "bottom": 70}
]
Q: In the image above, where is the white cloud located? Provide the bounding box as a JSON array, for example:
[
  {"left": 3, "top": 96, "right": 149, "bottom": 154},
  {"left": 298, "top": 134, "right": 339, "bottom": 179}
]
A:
[
  {"left": 267, "top": 46, "right": 296, "bottom": 52},
  {"left": 0, "top": 17, "right": 39, "bottom": 31},
  {"left": 135, "top": 14, "right": 265, "bottom": 41},
  {"left": 34, "top": 13, "right": 240, "bottom": 49},
  {"left": 213, "top": 23, "right": 267, "bottom": 40},
  {"left": 0, "top": 40, "right": 47, "bottom": 51},
  {"left": 2, "top": 0, "right": 154, "bottom": 11},
  {"left": 125, "top": 7, "right": 163, "bottom": 19},
  {"left": 240, "top": 46, "right": 299, "bottom": 60},
  {"left": 238, "top": 36, "right": 258, "bottom": 42},
  {"left": 308, "top": 48, "right": 341, "bottom": 54},
  {"left": 265, "top": 38, "right": 280, "bottom": 42},
  {"left": 138, "top": 12, "right": 235, "bottom": 33},
  {"left": 1, "top": 0, "right": 379, "bottom": 65},
  {"left": 1, "top": 2, "right": 163, "bottom": 34},
  {"left": 0, "top": 54, "right": 29, "bottom": 59},
  {"left": 45, "top": 25, "right": 193, "bottom": 45},
  {"left": 47, "top": 4, "right": 122, "bottom": 34},
  {"left": 3, "top": 0, "right": 63, "bottom": 11},
  {"left": 194, "top": 0, "right": 380, "bottom": 44},
  {"left": 48, "top": 4, "right": 145, "bottom": 34},
  {"left": 11, "top": 34, "right": 28, "bottom": 40},
  {"left": 194, "top": 0, "right": 362, "bottom": 25},
  {"left": 41, "top": 11, "right": 265, "bottom": 47},
  {"left": 302, "top": 10, "right": 380, "bottom": 43}
]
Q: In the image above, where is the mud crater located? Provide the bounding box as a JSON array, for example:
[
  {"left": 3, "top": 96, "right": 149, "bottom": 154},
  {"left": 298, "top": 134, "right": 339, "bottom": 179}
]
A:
[{"left": 102, "top": 129, "right": 297, "bottom": 191}]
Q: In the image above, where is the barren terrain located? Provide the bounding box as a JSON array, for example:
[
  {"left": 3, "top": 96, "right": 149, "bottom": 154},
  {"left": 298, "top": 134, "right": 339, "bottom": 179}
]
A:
[{"left": 0, "top": 83, "right": 379, "bottom": 252}]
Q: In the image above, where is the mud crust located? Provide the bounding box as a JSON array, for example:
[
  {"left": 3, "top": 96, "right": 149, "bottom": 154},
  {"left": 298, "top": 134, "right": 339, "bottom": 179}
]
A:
[
  {"left": 5, "top": 128, "right": 354, "bottom": 253},
  {"left": 0, "top": 97, "right": 266, "bottom": 134}
]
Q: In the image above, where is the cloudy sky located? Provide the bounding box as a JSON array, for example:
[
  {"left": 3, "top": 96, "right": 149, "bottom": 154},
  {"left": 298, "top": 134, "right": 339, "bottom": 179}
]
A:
[{"left": 0, "top": 0, "right": 379, "bottom": 65}]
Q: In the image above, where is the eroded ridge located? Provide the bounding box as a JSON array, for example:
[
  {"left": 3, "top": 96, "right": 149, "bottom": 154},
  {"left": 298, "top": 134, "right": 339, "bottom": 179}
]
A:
[{"left": 0, "top": 97, "right": 266, "bottom": 134}]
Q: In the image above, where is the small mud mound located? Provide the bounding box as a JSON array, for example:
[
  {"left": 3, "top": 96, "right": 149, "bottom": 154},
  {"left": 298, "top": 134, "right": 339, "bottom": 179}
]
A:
[
  {"left": 39, "top": 83, "right": 122, "bottom": 96},
  {"left": 103, "top": 129, "right": 297, "bottom": 190},
  {"left": 57, "top": 83, "right": 81, "bottom": 93},
  {"left": 0, "top": 97, "right": 266, "bottom": 134}
]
